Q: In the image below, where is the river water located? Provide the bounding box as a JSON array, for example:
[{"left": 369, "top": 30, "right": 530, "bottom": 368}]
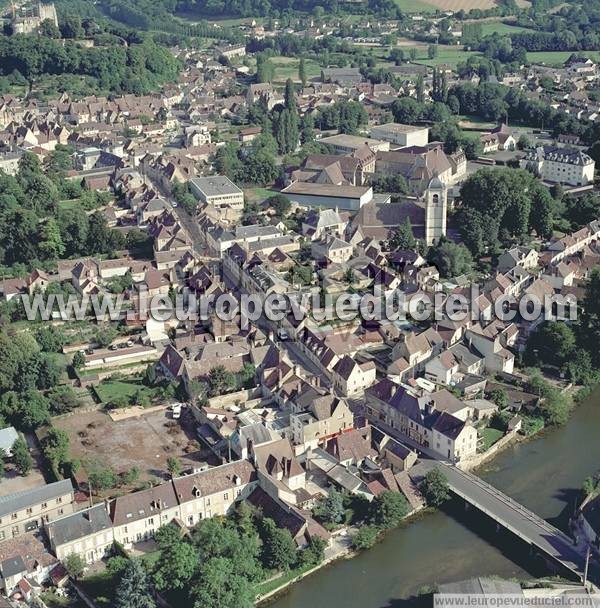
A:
[{"left": 270, "top": 391, "right": 600, "bottom": 608}]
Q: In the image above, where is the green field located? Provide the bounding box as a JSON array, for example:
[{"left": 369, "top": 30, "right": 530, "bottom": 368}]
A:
[
  {"left": 479, "top": 427, "right": 504, "bottom": 452},
  {"left": 417, "top": 48, "right": 482, "bottom": 68},
  {"left": 527, "top": 50, "right": 600, "bottom": 66},
  {"left": 270, "top": 56, "right": 322, "bottom": 83},
  {"left": 479, "top": 21, "right": 533, "bottom": 37},
  {"left": 94, "top": 378, "right": 155, "bottom": 404},
  {"left": 393, "top": 0, "right": 437, "bottom": 12}
]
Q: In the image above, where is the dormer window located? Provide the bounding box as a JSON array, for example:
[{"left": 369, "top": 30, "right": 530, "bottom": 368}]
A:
[{"left": 192, "top": 486, "right": 201, "bottom": 498}]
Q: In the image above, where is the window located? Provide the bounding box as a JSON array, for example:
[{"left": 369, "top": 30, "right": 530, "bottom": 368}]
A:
[
  {"left": 26, "top": 508, "right": 33, "bottom": 515},
  {"left": 56, "top": 497, "right": 62, "bottom": 504},
  {"left": 11, "top": 513, "right": 17, "bottom": 520}
]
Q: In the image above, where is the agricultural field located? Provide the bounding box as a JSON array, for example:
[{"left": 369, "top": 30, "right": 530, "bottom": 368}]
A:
[
  {"left": 527, "top": 50, "right": 600, "bottom": 66},
  {"left": 393, "top": 0, "right": 437, "bottom": 13}
]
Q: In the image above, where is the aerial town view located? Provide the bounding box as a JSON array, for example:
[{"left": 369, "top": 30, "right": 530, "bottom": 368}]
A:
[{"left": 0, "top": 0, "right": 600, "bottom": 606}]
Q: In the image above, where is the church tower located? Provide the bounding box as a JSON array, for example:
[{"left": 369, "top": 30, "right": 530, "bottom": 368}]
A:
[{"left": 425, "top": 175, "right": 447, "bottom": 246}]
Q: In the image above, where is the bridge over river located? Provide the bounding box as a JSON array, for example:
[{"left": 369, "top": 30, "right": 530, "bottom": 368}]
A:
[{"left": 411, "top": 460, "right": 588, "bottom": 582}]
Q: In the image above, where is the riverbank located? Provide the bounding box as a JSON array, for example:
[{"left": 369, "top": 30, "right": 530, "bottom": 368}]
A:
[{"left": 267, "top": 387, "right": 600, "bottom": 608}]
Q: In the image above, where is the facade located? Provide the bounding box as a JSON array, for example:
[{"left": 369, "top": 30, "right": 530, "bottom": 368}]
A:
[
  {"left": 520, "top": 146, "right": 595, "bottom": 186},
  {"left": 190, "top": 176, "right": 244, "bottom": 211},
  {"left": 369, "top": 123, "right": 429, "bottom": 148},
  {"left": 0, "top": 480, "right": 74, "bottom": 541},
  {"left": 45, "top": 504, "right": 114, "bottom": 564}
]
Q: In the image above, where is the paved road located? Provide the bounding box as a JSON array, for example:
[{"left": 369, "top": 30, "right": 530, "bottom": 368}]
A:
[{"left": 412, "top": 460, "right": 587, "bottom": 580}]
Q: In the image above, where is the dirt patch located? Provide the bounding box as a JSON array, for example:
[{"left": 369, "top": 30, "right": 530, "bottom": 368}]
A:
[{"left": 53, "top": 409, "right": 215, "bottom": 482}]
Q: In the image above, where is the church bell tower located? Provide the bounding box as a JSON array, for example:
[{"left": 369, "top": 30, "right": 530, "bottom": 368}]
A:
[{"left": 425, "top": 175, "right": 447, "bottom": 246}]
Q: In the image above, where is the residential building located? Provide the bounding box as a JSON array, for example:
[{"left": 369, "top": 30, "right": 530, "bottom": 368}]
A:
[
  {"left": 0, "top": 480, "right": 74, "bottom": 541},
  {"left": 520, "top": 146, "right": 595, "bottom": 186},
  {"left": 45, "top": 504, "right": 114, "bottom": 564}
]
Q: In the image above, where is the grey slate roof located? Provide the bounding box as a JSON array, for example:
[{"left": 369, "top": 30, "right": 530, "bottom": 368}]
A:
[
  {"left": 1, "top": 555, "right": 26, "bottom": 578},
  {"left": 0, "top": 480, "right": 73, "bottom": 518},
  {"left": 46, "top": 504, "right": 112, "bottom": 547}
]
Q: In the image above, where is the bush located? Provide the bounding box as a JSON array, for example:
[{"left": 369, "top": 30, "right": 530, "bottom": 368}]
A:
[{"left": 351, "top": 525, "right": 379, "bottom": 550}]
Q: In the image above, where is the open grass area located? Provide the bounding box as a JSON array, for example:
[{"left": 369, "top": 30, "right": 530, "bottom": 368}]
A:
[
  {"left": 79, "top": 570, "right": 120, "bottom": 607},
  {"left": 527, "top": 50, "right": 600, "bottom": 66},
  {"left": 270, "top": 56, "right": 322, "bottom": 83},
  {"left": 479, "top": 427, "right": 504, "bottom": 452},
  {"left": 244, "top": 187, "right": 277, "bottom": 203},
  {"left": 93, "top": 378, "right": 155, "bottom": 404},
  {"left": 254, "top": 564, "right": 315, "bottom": 599},
  {"left": 393, "top": 0, "right": 437, "bottom": 12},
  {"left": 479, "top": 21, "right": 533, "bottom": 37},
  {"left": 416, "top": 47, "right": 482, "bottom": 68}
]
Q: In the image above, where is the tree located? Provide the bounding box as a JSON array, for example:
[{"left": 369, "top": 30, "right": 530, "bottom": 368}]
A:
[
  {"left": 191, "top": 557, "right": 254, "bottom": 608},
  {"left": 208, "top": 365, "right": 235, "bottom": 397},
  {"left": 88, "top": 464, "right": 118, "bottom": 491},
  {"left": 525, "top": 321, "right": 576, "bottom": 370},
  {"left": 167, "top": 456, "right": 182, "bottom": 478},
  {"left": 115, "top": 559, "right": 156, "bottom": 608},
  {"left": 313, "top": 489, "right": 345, "bottom": 526},
  {"left": 260, "top": 518, "right": 297, "bottom": 571},
  {"left": 427, "top": 238, "right": 473, "bottom": 279},
  {"left": 299, "top": 536, "right": 327, "bottom": 566},
  {"left": 72, "top": 351, "right": 85, "bottom": 369},
  {"left": 299, "top": 57, "right": 307, "bottom": 87},
  {"left": 428, "top": 44, "right": 438, "bottom": 59},
  {"left": 154, "top": 524, "right": 197, "bottom": 592},
  {"left": 47, "top": 386, "right": 81, "bottom": 414},
  {"left": 39, "top": 19, "right": 60, "bottom": 38},
  {"left": 41, "top": 427, "right": 70, "bottom": 471},
  {"left": 489, "top": 388, "right": 508, "bottom": 409},
  {"left": 420, "top": 467, "right": 450, "bottom": 507},
  {"left": 36, "top": 326, "right": 66, "bottom": 353},
  {"left": 267, "top": 194, "right": 291, "bottom": 217},
  {"left": 64, "top": 553, "right": 86, "bottom": 579},
  {"left": 391, "top": 97, "right": 424, "bottom": 124},
  {"left": 517, "top": 134, "right": 531, "bottom": 150},
  {"left": 369, "top": 491, "right": 409, "bottom": 529},
  {"left": 389, "top": 218, "right": 416, "bottom": 250},
  {"left": 12, "top": 436, "right": 32, "bottom": 475},
  {"left": 60, "top": 15, "right": 83, "bottom": 39},
  {"left": 95, "top": 325, "right": 118, "bottom": 348},
  {"left": 352, "top": 525, "right": 379, "bottom": 550},
  {"left": 19, "top": 390, "right": 51, "bottom": 431}
]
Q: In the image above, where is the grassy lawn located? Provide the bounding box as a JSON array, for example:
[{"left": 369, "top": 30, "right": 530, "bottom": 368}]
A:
[
  {"left": 244, "top": 187, "right": 277, "bottom": 203},
  {"left": 79, "top": 570, "right": 120, "bottom": 607},
  {"left": 254, "top": 564, "right": 315, "bottom": 599},
  {"left": 59, "top": 198, "right": 81, "bottom": 212},
  {"left": 527, "top": 50, "right": 600, "bottom": 66},
  {"left": 270, "top": 56, "right": 322, "bottom": 83},
  {"left": 479, "top": 21, "right": 533, "bottom": 37},
  {"left": 40, "top": 592, "right": 87, "bottom": 608},
  {"left": 393, "top": 0, "right": 437, "bottom": 12},
  {"left": 94, "top": 378, "right": 155, "bottom": 404},
  {"left": 416, "top": 48, "right": 482, "bottom": 68},
  {"left": 479, "top": 427, "right": 504, "bottom": 451}
]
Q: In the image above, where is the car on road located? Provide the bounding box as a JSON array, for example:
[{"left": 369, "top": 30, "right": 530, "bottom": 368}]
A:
[
  {"left": 171, "top": 201, "right": 178, "bottom": 207},
  {"left": 277, "top": 328, "right": 289, "bottom": 341}
]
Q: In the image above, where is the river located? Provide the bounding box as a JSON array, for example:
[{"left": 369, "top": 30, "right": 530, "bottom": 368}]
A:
[{"left": 270, "top": 390, "right": 600, "bottom": 608}]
